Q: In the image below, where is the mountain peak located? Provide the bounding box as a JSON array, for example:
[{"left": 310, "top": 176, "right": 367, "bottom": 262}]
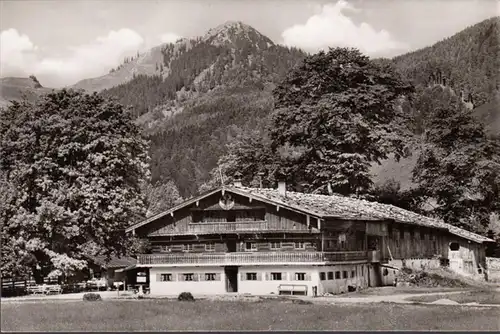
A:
[{"left": 203, "top": 21, "right": 275, "bottom": 48}]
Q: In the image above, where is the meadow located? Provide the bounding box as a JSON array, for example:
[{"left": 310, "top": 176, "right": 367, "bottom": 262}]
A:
[{"left": 2, "top": 298, "right": 499, "bottom": 331}]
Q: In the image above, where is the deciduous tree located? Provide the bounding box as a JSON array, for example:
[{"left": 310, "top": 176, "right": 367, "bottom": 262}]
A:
[
  {"left": 413, "top": 100, "right": 500, "bottom": 233},
  {"left": 0, "top": 90, "right": 150, "bottom": 281}
]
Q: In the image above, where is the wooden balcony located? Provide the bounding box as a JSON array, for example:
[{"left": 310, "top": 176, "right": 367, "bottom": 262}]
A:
[
  {"left": 150, "top": 221, "right": 314, "bottom": 236},
  {"left": 138, "top": 251, "right": 368, "bottom": 266}
]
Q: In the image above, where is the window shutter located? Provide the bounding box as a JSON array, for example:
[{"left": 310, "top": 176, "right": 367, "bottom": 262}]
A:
[
  {"left": 282, "top": 272, "right": 288, "bottom": 281},
  {"left": 265, "top": 272, "right": 270, "bottom": 281},
  {"left": 257, "top": 272, "right": 262, "bottom": 281},
  {"left": 193, "top": 274, "right": 199, "bottom": 282},
  {"left": 178, "top": 274, "right": 184, "bottom": 282},
  {"left": 171, "top": 273, "right": 176, "bottom": 282},
  {"left": 289, "top": 272, "right": 295, "bottom": 281},
  {"left": 240, "top": 272, "right": 246, "bottom": 281},
  {"left": 215, "top": 273, "right": 221, "bottom": 281},
  {"left": 199, "top": 273, "right": 205, "bottom": 281},
  {"left": 305, "top": 273, "right": 311, "bottom": 281},
  {"left": 156, "top": 274, "right": 161, "bottom": 282}
]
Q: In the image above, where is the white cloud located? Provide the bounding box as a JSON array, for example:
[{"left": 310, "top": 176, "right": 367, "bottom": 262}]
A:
[
  {"left": 281, "top": 0, "right": 407, "bottom": 56},
  {"left": 1, "top": 28, "right": 144, "bottom": 87},
  {"left": 0, "top": 29, "right": 38, "bottom": 76},
  {"left": 159, "top": 32, "right": 181, "bottom": 44}
]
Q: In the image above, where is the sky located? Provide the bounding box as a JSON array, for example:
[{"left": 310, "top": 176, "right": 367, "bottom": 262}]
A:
[{"left": 1, "top": 0, "right": 498, "bottom": 88}]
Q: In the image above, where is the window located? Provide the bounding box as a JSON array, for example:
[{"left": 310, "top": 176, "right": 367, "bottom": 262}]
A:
[
  {"left": 351, "top": 270, "right": 355, "bottom": 278},
  {"left": 449, "top": 242, "right": 460, "bottom": 251},
  {"left": 245, "top": 242, "right": 257, "bottom": 251},
  {"left": 205, "top": 273, "right": 216, "bottom": 281},
  {"left": 269, "top": 242, "right": 281, "bottom": 250},
  {"left": 320, "top": 272, "right": 326, "bottom": 281},
  {"left": 399, "top": 228, "right": 404, "bottom": 239},
  {"left": 205, "top": 243, "right": 215, "bottom": 251},
  {"left": 383, "top": 268, "right": 389, "bottom": 276},
  {"left": 295, "top": 273, "right": 306, "bottom": 281},
  {"left": 327, "top": 272, "right": 334, "bottom": 280},
  {"left": 160, "top": 274, "right": 172, "bottom": 282},
  {"left": 294, "top": 242, "right": 305, "bottom": 249},
  {"left": 420, "top": 230, "right": 425, "bottom": 240},
  {"left": 335, "top": 271, "right": 341, "bottom": 279},
  {"left": 343, "top": 271, "right": 348, "bottom": 279},
  {"left": 183, "top": 244, "right": 193, "bottom": 251},
  {"left": 246, "top": 273, "right": 257, "bottom": 281},
  {"left": 271, "top": 272, "right": 282, "bottom": 280},
  {"left": 184, "top": 273, "right": 194, "bottom": 281}
]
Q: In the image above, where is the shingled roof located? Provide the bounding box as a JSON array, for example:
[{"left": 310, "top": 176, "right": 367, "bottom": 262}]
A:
[
  {"left": 87, "top": 255, "right": 137, "bottom": 269},
  {"left": 231, "top": 186, "right": 494, "bottom": 244}
]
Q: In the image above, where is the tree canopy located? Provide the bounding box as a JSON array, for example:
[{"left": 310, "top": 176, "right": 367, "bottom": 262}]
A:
[
  {"left": 412, "top": 98, "right": 500, "bottom": 233},
  {"left": 0, "top": 89, "right": 150, "bottom": 280},
  {"left": 216, "top": 47, "right": 414, "bottom": 196}
]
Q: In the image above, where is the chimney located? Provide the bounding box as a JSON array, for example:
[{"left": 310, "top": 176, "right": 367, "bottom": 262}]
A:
[
  {"left": 257, "top": 171, "right": 265, "bottom": 188},
  {"left": 233, "top": 171, "right": 243, "bottom": 187},
  {"left": 278, "top": 180, "right": 287, "bottom": 197}
]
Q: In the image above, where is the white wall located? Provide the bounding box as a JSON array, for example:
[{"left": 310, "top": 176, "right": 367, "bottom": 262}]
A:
[
  {"left": 238, "top": 265, "right": 320, "bottom": 296},
  {"left": 149, "top": 265, "right": 322, "bottom": 296},
  {"left": 150, "top": 264, "right": 380, "bottom": 296},
  {"left": 318, "top": 264, "right": 369, "bottom": 294},
  {"left": 149, "top": 267, "right": 226, "bottom": 296}
]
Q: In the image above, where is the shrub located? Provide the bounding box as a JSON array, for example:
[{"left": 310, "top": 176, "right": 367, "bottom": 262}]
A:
[
  {"left": 83, "top": 293, "right": 102, "bottom": 301},
  {"left": 178, "top": 292, "right": 195, "bottom": 301}
]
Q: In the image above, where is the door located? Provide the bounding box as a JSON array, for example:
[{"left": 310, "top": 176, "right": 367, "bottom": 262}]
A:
[
  {"left": 227, "top": 240, "right": 237, "bottom": 252},
  {"left": 224, "top": 266, "right": 238, "bottom": 292}
]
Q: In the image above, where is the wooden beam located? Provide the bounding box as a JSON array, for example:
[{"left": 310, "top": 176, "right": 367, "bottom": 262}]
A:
[
  {"left": 170, "top": 212, "right": 174, "bottom": 217},
  {"left": 306, "top": 215, "right": 310, "bottom": 228},
  {"left": 132, "top": 229, "right": 135, "bottom": 236},
  {"left": 196, "top": 201, "right": 199, "bottom": 207},
  {"left": 249, "top": 197, "right": 253, "bottom": 203},
  {"left": 222, "top": 189, "right": 225, "bottom": 196},
  {"left": 317, "top": 218, "right": 321, "bottom": 230},
  {"left": 276, "top": 205, "right": 280, "bottom": 212}
]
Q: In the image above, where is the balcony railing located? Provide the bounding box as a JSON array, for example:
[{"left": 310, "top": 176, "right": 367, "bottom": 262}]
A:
[
  {"left": 138, "top": 251, "right": 368, "bottom": 266},
  {"left": 150, "top": 221, "right": 313, "bottom": 236},
  {"left": 190, "top": 221, "right": 270, "bottom": 233}
]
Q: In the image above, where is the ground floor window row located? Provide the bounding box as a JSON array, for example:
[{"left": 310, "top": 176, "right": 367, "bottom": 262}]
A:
[
  {"left": 319, "top": 267, "right": 362, "bottom": 281},
  {"left": 240, "top": 272, "right": 312, "bottom": 281},
  {"left": 156, "top": 273, "right": 222, "bottom": 282},
  {"left": 156, "top": 272, "right": 312, "bottom": 282}
]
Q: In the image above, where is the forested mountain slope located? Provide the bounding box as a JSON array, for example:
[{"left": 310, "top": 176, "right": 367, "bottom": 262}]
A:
[
  {"left": 97, "top": 22, "right": 307, "bottom": 196},
  {"left": 391, "top": 16, "right": 499, "bottom": 107},
  {"left": 371, "top": 17, "right": 500, "bottom": 190}
]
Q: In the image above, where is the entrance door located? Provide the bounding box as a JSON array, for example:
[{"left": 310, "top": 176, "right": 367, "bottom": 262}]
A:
[
  {"left": 227, "top": 240, "right": 237, "bottom": 252},
  {"left": 224, "top": 266, "right": 238, "bottom": 292}
]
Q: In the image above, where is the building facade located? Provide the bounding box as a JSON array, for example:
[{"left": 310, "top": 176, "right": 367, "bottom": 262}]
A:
[{"left": 126, "top": 181, "right": 493, "bottom": 296}]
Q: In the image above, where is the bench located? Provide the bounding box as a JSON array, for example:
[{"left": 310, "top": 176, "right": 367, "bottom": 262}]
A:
[{"left": 278, "top": 284, "right": 308, "bottom": 296}]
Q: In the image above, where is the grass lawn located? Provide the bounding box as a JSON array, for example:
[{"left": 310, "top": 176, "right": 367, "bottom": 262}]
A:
[
  {"left": 407, "top": 290, "right": 500, "bottom": 305},
  {"left": 337, "top": 286, "right": 465, "bottom": 297},
  {"left": 2, "top": 299, "right": 499, "bottom": 331}
]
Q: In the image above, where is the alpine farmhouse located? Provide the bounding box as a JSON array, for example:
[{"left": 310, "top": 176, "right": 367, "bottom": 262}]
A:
[{"left": 125, "top": 180, "right": 494, "bottom": 296}]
